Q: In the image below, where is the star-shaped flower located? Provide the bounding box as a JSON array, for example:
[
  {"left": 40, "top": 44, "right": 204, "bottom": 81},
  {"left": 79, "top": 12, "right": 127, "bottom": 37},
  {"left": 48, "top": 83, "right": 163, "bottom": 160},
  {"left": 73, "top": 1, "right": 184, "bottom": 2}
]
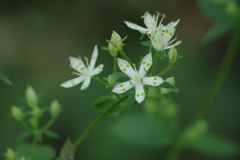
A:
[
  {"left": 112, "top": 53, "right": 164, "bottom": 103},
  {"left": 60, "top": 45, "right": 104, "bottom": 90}
]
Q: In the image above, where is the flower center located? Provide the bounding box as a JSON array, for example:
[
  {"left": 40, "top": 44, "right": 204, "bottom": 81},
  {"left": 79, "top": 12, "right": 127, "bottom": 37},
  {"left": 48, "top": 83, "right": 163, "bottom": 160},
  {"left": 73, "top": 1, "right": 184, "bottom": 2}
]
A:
[{"left": 134, "top": 74, "right": 142, "bottom": 83}]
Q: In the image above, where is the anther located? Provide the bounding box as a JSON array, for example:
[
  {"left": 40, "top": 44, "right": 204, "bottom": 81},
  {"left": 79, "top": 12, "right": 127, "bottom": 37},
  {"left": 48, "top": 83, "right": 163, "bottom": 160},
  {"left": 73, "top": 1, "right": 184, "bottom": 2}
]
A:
[
  {"left": 81, "top": 67, "right": 86, "bottom": 70},
  {"left": 162, "top": 13, "right": 166, "bottom": 18},
  {"left": 84, "top": 57, "right": 89, "bottom": 62},
  {"left": 72, "top": 72, "right": 75, "bottom": 75},
  {"left": 78, "top": 55, "right": 81, "bottom": 59},
  {"left": 156, "top": 11, "right": 161, "bottom": 16},
  {"left": 141, "top": 11, "right": 149, "bottom": 19}
]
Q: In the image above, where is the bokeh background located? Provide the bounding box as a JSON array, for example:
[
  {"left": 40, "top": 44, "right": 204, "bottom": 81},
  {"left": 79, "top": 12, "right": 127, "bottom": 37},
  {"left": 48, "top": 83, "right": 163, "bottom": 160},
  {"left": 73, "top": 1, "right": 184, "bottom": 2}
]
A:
[{"left": 0, "top": 0, "right": 240, "bottom": 159}]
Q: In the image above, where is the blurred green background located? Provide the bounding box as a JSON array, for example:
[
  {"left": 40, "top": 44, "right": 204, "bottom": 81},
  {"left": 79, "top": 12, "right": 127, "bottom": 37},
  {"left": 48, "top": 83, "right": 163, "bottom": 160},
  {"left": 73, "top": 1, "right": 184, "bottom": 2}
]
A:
[{"left": 0, "top": 0, "right": 240, "bottom": 159}]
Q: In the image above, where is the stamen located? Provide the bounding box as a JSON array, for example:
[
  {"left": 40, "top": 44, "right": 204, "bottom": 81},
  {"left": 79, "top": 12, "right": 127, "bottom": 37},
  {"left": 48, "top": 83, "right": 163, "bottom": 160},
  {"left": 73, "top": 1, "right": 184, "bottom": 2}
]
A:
[
  {"left": 132, "top": 63, "right": 137, "bottom": 71},
  {"left": 156, "top": 11, "right": 161, "bottom": 16},
  {"left": 84, "top": 57, "right": 89, "bottom": 63},
  {"left": 81, "top": 67, "right": 86, "bottom": 70},
  {"left": 72, "top": 72, "right": 75, "bottom": 75},
  {"left": 141, "top": 11, "right": 149, "bottom": 19},
  {"left": 162, "top": 13, "right": 166, "bottom": 18},
  {"left": 78, "top": 55, "right": 81, "bottom": 59},
  {"left": 129, "top": 81, "right": 132, "bottom": 85}
]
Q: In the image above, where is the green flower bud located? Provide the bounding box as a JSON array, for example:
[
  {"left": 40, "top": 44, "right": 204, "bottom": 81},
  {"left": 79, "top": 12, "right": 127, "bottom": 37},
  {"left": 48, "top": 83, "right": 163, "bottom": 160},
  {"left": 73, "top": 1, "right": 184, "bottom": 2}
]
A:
[
  {"left": 181, "top": 119, "right": 208, "bottom": 146},
  {"left": 11, "top": 106, "right": 23, "bottom": 121},
  {"left": 108, "top": 31, "right": 122, "bottom": 56},
  {"left": 160, "top": 77, "right": 176, "bottom": 95},
  {"left": 25, "top": 85, "right": 38, "bottom": 108},
  {"left": 5, "top": 148, "right": 15, "bottom": 160},
  {"left": 32, "top": 107, "right": 42, "bottom": 119},
  {"left": 19, "top": 156, "right": 26, "bottom": 160},
  {"left": 107, "top": 75, "right": 117, "bottom": 88},
  {"left": 29, "top": 117, "right": 38, "bottom": 128},
  {"left": 168, "top": 47, "right": 178, "bottom": 63},
  {"left": 226, "top": 1, "right": 238, "bottom": 16},
  {"left": 50, "top": 99, "right": 61, "bottom": 118}
]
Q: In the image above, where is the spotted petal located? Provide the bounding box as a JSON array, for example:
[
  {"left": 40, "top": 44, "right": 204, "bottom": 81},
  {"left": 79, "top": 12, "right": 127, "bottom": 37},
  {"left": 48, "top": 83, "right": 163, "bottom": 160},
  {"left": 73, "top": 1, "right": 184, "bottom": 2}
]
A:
[
  {"left": 138, "top": 53, "right": 152, "bottom": 77},
  {"left": 60, "top": 76, "right": 85, "bottom": 88},
  {"left": 144, "top": 13, "right": 154, "bottom": 31},
  {"left": 162, "top": 22, "right": 176, "bottom": 46},
  {"left": 81, "top": 76, "right": 91, "bottom": 90},
  {"left": 69, "top": 57, "right": 86, "bottom": 74},
  {"left": 142, "top": 76, "right": 164, "bottom": 86},
  {"left": 112, "top": 80, "right": 135, "bottom": 94},
  {"left": 124, "top": 21, "right": 148, "bottom": 33},
  {"left": 90, "top": 64, "right": 104, "bottom": 76},
  {"left": 117, "top": 58, "right": 136, "bottom": 79},
  {"left": 135, "top": 83, "right": 145, "bottom": 103},
  {"left": 89, "top": 45, "right": 98, "bottom": 71}
]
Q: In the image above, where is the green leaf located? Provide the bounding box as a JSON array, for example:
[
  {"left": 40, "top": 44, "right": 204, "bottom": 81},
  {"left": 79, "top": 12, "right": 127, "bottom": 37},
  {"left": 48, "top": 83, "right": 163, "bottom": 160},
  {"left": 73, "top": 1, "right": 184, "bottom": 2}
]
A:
[
  {"left": 121, "top": 35, "right": 128, "bottom": 42},
  {"left": 101, "top": 47, "right": 109, "bottom": 51},
  {"left": 0, "top": 71, "right": 12, "bottom": 85},
  {"left": 43, "top": 130, "right": 60, "bottom": 139},
  {"left": 192, "top": 133, "right": 240, "bottom": 157},
  {"left": 125, "top": 92, "right": 136, "bottom": 112},
  {"left": 158, "top": 50, "right": 166, "bottom": 60},
  {"left": 35, "top": 131, "right": 42, "bottom": 142},
  {"left": 58, "top": 138, "right": 75, "bottom": 160},
  {"left": 17, "top": 143, "right": 56, "bottom": 160},
  {"left": 164, "top": 94, "right": 170, "bottom": 100},
  {"left": 141, "top": 41, "right": 152, "bottom": 46},
  {"left": 139, "top": 33, "right": 145, "bottom": 40},
  {"left": 111, "top": 72, "right": 128, "bottom": 77},
  {"left": 18, "top": 131, "right": 32, "bottom": 142},
  {"left": 110, "top": 114, "right": 171, "bottom": 147},
  {"left": 160, "top": 82, "right": 179, "bottom": 92},
  {"left": 91, "top": 96, "right": 125, "bottom": 117}
]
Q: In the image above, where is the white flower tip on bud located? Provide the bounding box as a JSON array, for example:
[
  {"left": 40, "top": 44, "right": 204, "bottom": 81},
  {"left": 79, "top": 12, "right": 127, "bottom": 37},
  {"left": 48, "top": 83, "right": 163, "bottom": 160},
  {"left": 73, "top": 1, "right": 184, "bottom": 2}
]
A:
[
  {"left": 5, "top": 148, "right": 15, "bottom": 160},
  {"left": 32, "top": 107, "right": 42, "bottom": 119},
  {"left": 108, "top": 30, "right": 122, "bottom": 57},
  {"left": 50, "top": 99, "right": 61, "bottom": 118},
  {"left": 25, "top": 85, "right": 38, "bottom": 108},
  {"left": 11, "top": 106, "right": 23, "bottom": 121},
  {"left": 168, "top": 47, "right": 178, "bottom": 63},
  {"left": 160, "top": 77, "right": 176, "bottom": 95}
]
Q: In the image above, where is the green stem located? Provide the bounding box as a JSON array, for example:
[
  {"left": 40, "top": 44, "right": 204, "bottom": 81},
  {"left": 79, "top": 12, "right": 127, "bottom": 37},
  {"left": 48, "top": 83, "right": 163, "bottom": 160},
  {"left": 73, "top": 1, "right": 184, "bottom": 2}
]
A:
[
  {"left": 42, "top": 117, "right": 57, "bottom": 131},
  {"left": 194, "top": 26, "right": 240, "bottom": 121},
  {"left": 165, "top": 142, "right": 183, "bottom": 160},
  {"left": 118, "top": 49, "right": 133, "bottom": 66},
  {"left": 149, "top": 45, "right": 153, "bottom": 53},
  {"left": 73, "top": 95, "right": 127, "bottom": 148},
  {"left": 20, "top": 120, "right": 32, "bottom": 131},
  {"left": 146, "top": 94, "right": 163, "bottom": 98},
  {"left": 92, "top": 77, "right": 108, "bottom": 87},
  {"left": 32, "top": 135, "right": 37, "bottom": 160},
  {"left": 157, "top": 63, "right": 175, "bottom": 77},
  {"left": 148, "top": 50, "right": 159, "bottom": 74},
  {"left": 113, "top": 56, "right": 117, "bottom": 73}
]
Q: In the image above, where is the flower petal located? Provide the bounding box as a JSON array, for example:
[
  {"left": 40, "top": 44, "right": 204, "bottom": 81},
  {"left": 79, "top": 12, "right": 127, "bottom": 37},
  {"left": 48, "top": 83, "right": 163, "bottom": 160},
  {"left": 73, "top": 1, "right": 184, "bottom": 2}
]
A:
[
  {"left": 124, "top": 21, "right": 148, "bottom": 33},
  {"left": 164, "top": 41, "right": 182, "bottom": 50},
  {"left": 142, "top": 76, "right": 164, "bottom": 86},
  {"left": 162, "top": 22, "right": 176, "bottom": 46},
  {"left": 112, "top": 80, "right": 135, "bottom": 94},
  {"left": 138, "top": 53, "right": 152, "bottom": 77},
  {"left": 89, "top": 45, "right": 98, "bottom": 70},
  {"left": 81, "top": 76, "right": 91, "bottom": 90},
  {"left": 117, "top": 58, "right": 136, "bottom": 79},
  {"left": 135, "top": 83, "right": 145, "bottom": 103},
  {"left": 60, "top": 76, "right": 85, "bottom": 88},
  {"left": 90, "top": 64, "right": 104, "bottom": 76},
  {"left": 144, "top": 13, "right": 155, "bottom": 33},
  {"left": 69, "top": 57, "right": 86, "bottom": 74},
  {"left": 173, "top": 19, "right": 180, "bottom": 27}
]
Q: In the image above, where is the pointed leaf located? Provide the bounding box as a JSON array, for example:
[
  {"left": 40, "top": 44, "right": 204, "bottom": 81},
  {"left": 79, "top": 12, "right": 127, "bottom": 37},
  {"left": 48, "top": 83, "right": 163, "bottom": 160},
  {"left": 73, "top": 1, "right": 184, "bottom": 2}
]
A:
[
  {"left": 139, "top": 33, "right": 145, "bottom": 40},
  {"left": 158, "top": 50, "right": 166, "bottom": 60},
  {"left": 141, "top": 41, "right": 152, "bottom": 47},
  {"left": 18, "top": 131, "right": 32, "bottom": 142},
  {"left": 160, "top": 82, "right": 179, "bottom": 92},
  {"left": 121, "top": 35, "right": 128, "bottom": 42},
  {"left": 0, "top": 71, "right": 12, "bottom": 85},
  {"left": 101, "top": 47, "right": 109, "bottom": 51},
  {"left": 164, "top": 94, "right": 170, "bottom": 100},
  {"left": 125, "top": 92, "right": 136, "bottom": 112},
  {"left": 43, "top": 130, "right": 60, "bottom": 139}
]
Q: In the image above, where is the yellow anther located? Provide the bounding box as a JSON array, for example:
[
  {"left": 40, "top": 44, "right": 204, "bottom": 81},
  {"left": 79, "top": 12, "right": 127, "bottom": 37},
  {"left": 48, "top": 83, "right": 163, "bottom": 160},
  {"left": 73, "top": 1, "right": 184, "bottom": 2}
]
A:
[
  {"left": 141, "top": 11, "right": 149, "bottom": 19},
  {"left": 156, "top": 11, "right": 161, "bottom": 16},
  {"left": 162, "top": 13, "right": 166, "bottom": 18},
  {"left": 143, "top": 67, "right": 147, "bottom": 72},
  {"left": 84, "top": 57, "right": 89, "bottom": 62},
  {"left": 81, "top": 67, "right": 86, "bottom": 70},
  {"left": 72, "top": 72, "right": 75, "bottom": 75}
]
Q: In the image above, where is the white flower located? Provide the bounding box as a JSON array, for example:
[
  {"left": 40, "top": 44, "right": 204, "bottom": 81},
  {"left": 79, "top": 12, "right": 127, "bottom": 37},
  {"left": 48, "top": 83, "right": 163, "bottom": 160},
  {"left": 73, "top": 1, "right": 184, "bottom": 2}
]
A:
[
  {"left": 112, "top": 53, "right": 164, "bottom": 103},
  {"left": 124, "top": 12, "right": 181, "bottom": 51},
  {"left": 60, "top": 45, "right": 104, "bottom": 90}
]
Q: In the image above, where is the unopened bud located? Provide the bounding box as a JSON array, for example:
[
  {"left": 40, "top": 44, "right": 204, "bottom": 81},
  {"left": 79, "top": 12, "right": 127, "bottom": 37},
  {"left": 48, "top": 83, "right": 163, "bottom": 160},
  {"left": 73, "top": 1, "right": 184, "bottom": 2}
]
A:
[
  {"left": 29, "top": 117, "right": 38, "bottom": 128},
  {"left": 11, "top": 106, "right": 23, "bottom": 121},
  {"left": 5, "top": 148, "right": 15, "bottom": 160},
  {"left": 19, "top": 156, "right": 26, "bottom": 160},
  {"left": 50, "top": 99, "right": 61, "bottom": 118},
  {"left": 32, "top": 107, "right": 42, "bottom": 119},
  {"left": 25, "top": 85, "right": 38, "bottom": 108},
  {"left": 168, "top": 47, "right": 178, "bottom": 63},
  {"left": 108, "top": 31, "right": 122, "bottom": 56},
  {"left": 160, "top": 77, "right": 176, "bottom": 95},
  {"left": 226, "top": 1, "right": 238, "bottom": 16},
  {"left": 107, "top": 75, "right": 117, "bottom": 88}
]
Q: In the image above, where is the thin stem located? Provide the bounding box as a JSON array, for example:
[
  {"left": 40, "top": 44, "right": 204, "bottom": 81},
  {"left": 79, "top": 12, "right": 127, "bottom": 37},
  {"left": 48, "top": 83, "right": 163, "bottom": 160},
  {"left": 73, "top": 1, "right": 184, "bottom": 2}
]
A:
[
  {"left": 113, "top": 56, "right": 117, "bottom": 73},
  {"left": 194, "top": 26, "right": 240, "bottom": 121},
  {"left": 20, "top": 120, "right": 32, "bottom": 131},
  {"left": 149, "top": 45, "right": 153, "bottom": 53},
  {"left": 32, "top": 135, "right": 37, "bottom": 160},
  {"left": 73, "top": 95, "right": 127, "bottom": 148},
  {"left": 92, "top": 77, "right": 108, "bottom": 87},
  {"left": 165, "top": 142, "right": 183, "bottom": 160},
  {"left": 157, "top": 63, "right": 175, "bottom": 77},
  {"left": 148, "top": 50, "right": 159, "bottom": 74},
  {"left": 146, "top": 94, "right": 163, "bottom": 98},
  {"left": 118, "top": 49, "right": 133, "bottom": 66},
  {"left": 42, "top": 117, "right": 57, "bottom": 131}
]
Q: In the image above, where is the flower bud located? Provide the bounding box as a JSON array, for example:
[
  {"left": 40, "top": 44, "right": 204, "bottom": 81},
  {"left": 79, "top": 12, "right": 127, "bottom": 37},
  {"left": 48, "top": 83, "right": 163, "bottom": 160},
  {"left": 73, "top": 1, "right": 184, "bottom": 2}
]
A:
[
  {"left": 226, "top": 1, "right": 238, "bottom": 16},
  {"left": 168, "top": 47, "right": 178, "bottom": 63},
  {"left": 181, "top": 119, "right": 208, "bottom": 146},
  {"left": 50, "top": 99, "right": 61, "bottom": 118},
  {"left": 107, "top": 75, "right": 117, "bottom": 88},
  {"left": 11, "top": 106, "right": 23, "bottom": 121},
  {"left": 32, "top": 107, "right": 42, "bottom": 119},
  {"left": 25, "top": 85, "right": 38, "bottom": 108},
  {"left": 19, "top": 156, "right": 26, "bottom": 160},
  {"left": 5, "top": 148, "right": 15, "bottom": 160},
  {"left": 108, "top": 31, "right": 122, "bottom": 56},
  {"left": 29, "top": 117, "right": 38, "bottom": 128},
  {"left": 160, "top": 77, "right": 175, "bottom": 95}
]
